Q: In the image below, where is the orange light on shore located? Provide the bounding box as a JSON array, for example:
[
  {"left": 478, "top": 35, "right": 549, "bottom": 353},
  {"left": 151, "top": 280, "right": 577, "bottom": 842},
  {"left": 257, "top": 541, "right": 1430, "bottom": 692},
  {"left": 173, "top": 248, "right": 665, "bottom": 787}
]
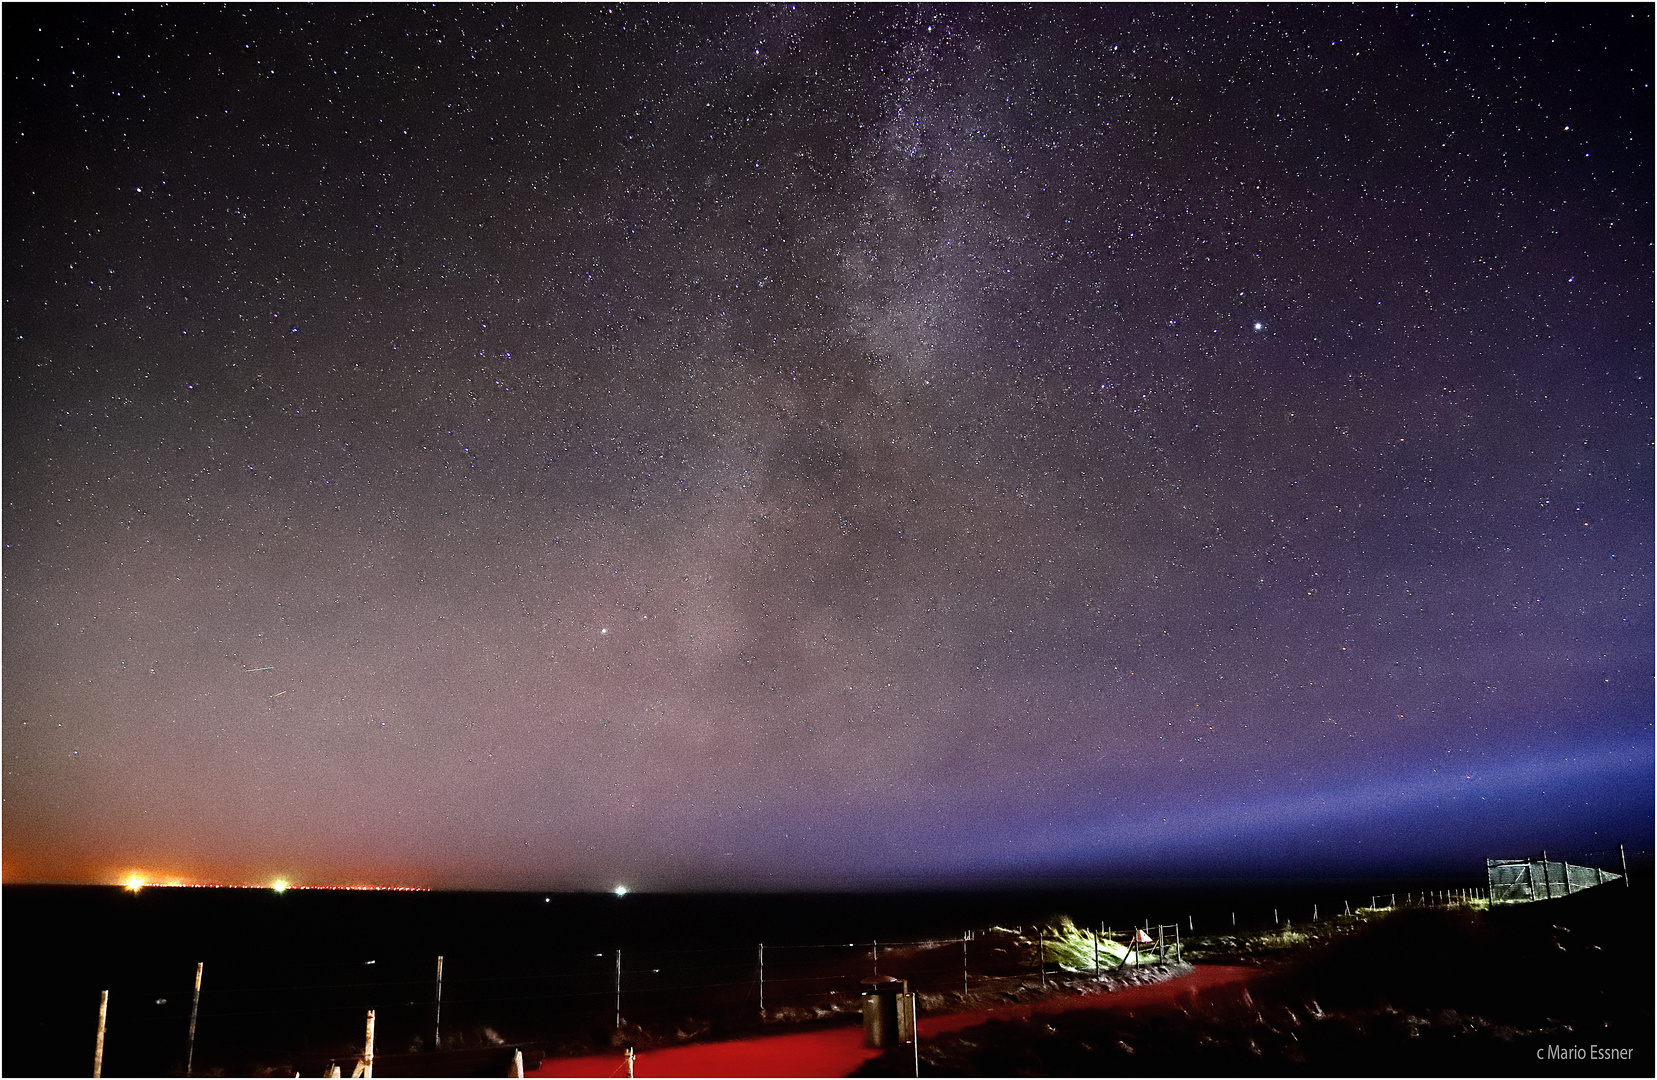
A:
[{"left": 111, "top": 875, "right": 428, "bottom": 892}]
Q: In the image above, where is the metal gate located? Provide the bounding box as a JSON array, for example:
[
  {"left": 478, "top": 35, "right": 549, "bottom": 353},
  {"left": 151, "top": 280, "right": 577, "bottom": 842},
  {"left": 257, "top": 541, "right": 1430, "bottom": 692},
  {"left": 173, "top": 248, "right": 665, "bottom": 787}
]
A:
[{"left": 1486, "top": 857, "right": 1621, "bottom": 903}]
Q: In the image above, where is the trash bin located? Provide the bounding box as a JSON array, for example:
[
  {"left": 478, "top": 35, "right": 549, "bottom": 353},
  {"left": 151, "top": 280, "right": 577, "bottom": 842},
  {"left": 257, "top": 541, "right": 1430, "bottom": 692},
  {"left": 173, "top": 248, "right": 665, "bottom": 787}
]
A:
[{"left": 861, "top": 975, "right": 915, "bottom": 1048}]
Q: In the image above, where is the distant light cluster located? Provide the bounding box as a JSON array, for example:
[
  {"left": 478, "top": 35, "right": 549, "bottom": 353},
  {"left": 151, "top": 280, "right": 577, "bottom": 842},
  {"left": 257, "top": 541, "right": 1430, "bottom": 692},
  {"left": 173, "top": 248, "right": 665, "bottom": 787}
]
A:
[{"left": 121, "top": 875, "right": 428, "bottom": 893}]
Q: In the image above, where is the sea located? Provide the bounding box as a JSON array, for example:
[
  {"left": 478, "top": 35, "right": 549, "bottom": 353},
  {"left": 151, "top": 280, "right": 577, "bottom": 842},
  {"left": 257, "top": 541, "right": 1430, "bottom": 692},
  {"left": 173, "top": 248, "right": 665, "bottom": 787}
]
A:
[{"left": 4, "top": 876, "right": 1484, "bottom": 1077}]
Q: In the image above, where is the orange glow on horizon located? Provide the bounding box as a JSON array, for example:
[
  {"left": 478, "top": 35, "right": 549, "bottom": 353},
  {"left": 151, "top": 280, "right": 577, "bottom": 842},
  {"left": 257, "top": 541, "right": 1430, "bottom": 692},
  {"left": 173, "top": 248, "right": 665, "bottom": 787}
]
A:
[{"left": 109, "top": 874, "right": 428, "bottom": 892}]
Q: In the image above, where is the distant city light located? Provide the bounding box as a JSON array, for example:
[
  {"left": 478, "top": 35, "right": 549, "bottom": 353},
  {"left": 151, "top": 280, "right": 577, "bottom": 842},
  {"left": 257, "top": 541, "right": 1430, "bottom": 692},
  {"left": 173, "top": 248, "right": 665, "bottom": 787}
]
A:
[{"left": 111, "top": 876, "right": 428, "bottom": 891}]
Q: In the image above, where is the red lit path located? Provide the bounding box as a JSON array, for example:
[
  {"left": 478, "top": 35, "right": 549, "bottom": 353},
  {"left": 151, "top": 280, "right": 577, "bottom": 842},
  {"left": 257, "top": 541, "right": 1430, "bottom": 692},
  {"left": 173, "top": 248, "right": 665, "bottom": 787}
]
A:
[{"left": 530, "top": 964, "right": 1259, "bottom": 1078}]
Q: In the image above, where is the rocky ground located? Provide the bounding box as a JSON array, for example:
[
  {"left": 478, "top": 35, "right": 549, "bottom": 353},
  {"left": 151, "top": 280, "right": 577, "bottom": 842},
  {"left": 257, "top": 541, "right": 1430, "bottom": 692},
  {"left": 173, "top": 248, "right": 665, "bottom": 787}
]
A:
[
  {"left": 283, "top": 887, "right": 1649, "bottom": 1076},
  {"left": 854, "top": 883, "right": 1652, "bottom": 1077}
]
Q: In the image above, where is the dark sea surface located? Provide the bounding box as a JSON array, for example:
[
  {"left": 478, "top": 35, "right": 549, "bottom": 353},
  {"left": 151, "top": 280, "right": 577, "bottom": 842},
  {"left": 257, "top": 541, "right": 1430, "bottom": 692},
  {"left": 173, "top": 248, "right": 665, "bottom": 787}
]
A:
[{"left": 4, "top": 877, "right": 1483, "bottom": 1077}]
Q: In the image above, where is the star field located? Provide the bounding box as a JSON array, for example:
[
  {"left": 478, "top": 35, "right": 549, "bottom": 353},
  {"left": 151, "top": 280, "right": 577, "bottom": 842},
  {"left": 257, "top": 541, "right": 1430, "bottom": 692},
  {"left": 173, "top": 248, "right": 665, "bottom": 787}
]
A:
[{"left": 4, "top": 6, "right": 1651, "bottom": 889}]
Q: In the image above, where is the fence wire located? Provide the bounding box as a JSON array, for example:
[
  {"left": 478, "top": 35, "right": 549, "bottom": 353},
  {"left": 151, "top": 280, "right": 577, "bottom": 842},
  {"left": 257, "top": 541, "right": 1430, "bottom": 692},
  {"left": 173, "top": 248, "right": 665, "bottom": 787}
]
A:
[{"left": 81, "top": 874, "right": 1633, "bottom": 1076}]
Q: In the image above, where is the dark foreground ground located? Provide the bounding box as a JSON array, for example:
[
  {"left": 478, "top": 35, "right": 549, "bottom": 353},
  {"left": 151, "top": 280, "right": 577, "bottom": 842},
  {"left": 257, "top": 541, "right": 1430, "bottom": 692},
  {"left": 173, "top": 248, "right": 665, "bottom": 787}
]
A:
[
  {"left": 16, "top": 880, "right": 1643, "bottom": 1076},
  {"left": 10, "top": 881, "right": 1385, "bottom": 1077},
  {"left": 853, "top": 881, "right": 1652, "bottom": 1077}
]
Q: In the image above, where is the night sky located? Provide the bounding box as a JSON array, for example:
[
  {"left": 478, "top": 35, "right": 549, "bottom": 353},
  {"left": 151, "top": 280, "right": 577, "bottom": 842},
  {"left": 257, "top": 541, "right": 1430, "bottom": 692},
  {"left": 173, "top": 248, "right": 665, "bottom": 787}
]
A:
[{"left": 5, "top": 5, "right": 1651, "bottom": 892}]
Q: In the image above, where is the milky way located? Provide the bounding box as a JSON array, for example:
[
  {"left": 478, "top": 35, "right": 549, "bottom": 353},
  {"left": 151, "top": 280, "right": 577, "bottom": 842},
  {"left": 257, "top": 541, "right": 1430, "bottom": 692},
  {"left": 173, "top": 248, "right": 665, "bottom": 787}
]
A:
[{"left": 5, "top": 6, "right": 1651, "bottom": 889}]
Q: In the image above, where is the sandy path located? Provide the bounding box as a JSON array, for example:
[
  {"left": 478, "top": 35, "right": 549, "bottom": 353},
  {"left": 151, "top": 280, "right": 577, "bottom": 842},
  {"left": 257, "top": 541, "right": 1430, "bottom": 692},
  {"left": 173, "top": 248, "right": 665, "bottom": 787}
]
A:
[{"left": 529, "top": 964, "right": 1259, "bottom": 1078}]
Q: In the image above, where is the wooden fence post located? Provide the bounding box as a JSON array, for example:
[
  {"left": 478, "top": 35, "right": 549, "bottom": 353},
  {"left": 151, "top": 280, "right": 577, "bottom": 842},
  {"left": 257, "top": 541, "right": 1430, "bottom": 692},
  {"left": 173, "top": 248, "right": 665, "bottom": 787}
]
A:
[
  {"left": 912, "top": 996, "right": 920, "bottom": 1078},
  {"left": 186, "top": 961, "right": 204, "bottom": 1076},
  {"left": 94, "top": 990, "right": 108, "bottom": 1079},
  {"left": 346, "top": 1009, "right": 375, "bottom": 1077},
  {"left": 435, "top": 955, "right": 444, "bottom": 1051}
]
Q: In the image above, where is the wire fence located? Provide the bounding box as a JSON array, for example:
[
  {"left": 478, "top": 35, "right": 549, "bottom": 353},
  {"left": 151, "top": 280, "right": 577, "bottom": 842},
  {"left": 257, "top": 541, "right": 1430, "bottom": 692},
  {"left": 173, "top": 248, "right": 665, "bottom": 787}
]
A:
[
  {"left": 85, "top": 923, "right": 1203, "bottom": 1075},
  {"left": 74, "top": 865, "right": 1642, "bottom": 1077},
  {"left": 1486, "top": 855, "right": 1626, "bottom": 904}
]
